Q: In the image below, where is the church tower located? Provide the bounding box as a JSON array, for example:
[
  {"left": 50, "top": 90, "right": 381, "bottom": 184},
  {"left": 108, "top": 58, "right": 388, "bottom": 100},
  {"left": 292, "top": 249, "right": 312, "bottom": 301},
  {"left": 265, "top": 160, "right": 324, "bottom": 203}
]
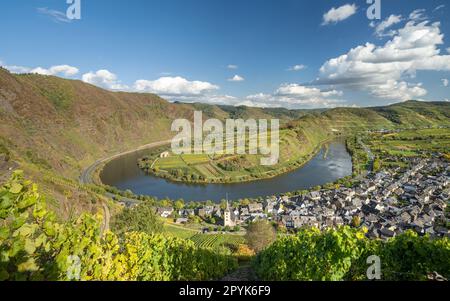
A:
[{"left": 223, "top": 195, "right": 236, "bottom": 227}]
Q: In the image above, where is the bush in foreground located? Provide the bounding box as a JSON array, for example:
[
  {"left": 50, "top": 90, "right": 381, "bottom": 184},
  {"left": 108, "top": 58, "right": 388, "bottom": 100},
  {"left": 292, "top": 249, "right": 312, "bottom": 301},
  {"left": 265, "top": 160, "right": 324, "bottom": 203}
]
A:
[
  {"left": 0, "top": 171, "right": 237, "bottom": 281},
  {"left": 253, "top": 227, "right": 450, "bottom": 281}
]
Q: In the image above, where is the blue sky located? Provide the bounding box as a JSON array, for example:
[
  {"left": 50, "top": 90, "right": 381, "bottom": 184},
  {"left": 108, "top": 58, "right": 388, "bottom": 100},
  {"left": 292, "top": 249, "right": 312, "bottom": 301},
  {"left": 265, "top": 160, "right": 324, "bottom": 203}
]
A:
[{"left": 1, "top": 0, "right": 449, "bottom": 109}]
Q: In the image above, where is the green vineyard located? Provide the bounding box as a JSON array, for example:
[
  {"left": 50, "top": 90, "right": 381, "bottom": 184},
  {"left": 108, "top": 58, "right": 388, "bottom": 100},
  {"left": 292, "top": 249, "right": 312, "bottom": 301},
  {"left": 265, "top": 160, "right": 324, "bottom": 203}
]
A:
[
  {"left": 190, "top": 234, "right": 246, "bottom": 250},
  {"left": 0, "top": 172, "right": 238, "bottom": 281}
]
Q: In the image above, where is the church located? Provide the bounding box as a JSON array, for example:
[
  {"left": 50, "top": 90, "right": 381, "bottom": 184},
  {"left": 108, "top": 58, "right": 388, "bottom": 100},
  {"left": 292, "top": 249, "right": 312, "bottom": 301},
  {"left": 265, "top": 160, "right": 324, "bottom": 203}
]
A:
[{"left": 223, "top": 199, "right": 236, "bottom": 227}]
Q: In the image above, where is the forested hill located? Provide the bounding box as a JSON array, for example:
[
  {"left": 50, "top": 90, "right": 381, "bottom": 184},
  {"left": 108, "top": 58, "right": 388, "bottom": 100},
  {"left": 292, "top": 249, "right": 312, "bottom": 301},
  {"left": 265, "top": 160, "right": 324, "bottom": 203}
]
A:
[{"left": 0, "top": 67, "right": 449, "bottom": 181}]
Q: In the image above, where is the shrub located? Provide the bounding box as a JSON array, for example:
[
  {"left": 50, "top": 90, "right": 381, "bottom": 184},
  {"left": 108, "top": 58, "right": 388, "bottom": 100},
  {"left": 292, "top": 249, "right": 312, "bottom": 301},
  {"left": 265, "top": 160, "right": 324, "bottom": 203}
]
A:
[
  {"left": 253, "top": 227, "right": 368, "bottom": 281},
  {"left": 253, "top": 226, "right": 450, "bottom": 281},
  {"left": 0, "top": 171, "right": 237, "bottom": 281},
  {"left": 111, "top": 203, "right": 163, "bottom": 237},
  {"left": 245, "top": 220, "right": 276, "bottom": 253},
  {"left": 380, "top": 231, "right": 450, "bottom": 280}
]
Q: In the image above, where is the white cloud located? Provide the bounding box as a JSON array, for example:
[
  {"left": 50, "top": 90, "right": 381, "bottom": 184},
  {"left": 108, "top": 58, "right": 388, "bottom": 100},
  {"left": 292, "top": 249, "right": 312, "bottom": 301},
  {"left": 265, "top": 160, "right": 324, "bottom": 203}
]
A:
[
  {"left": 322, "top": 4, "right": 357, "bottom": 25},
  {"left": 134, "top": 76, "right": 219, "bottom": 95},
  {"left": 409, "top": 9, "right": 427, "bottom": 21},
  {"left": 372, "top": 14, "right": 403, "bottom": 37},
  {"left": 5, "top": 64, "right": 79, "bottom": 77},
  {"left": 317, "top": 17, "right": 450, "bottom": 101},
  {"left": 82, "top": 69, "right": 128, "bottom": 90},
  {"left": 276, "top": 84, "right": 343, "bottom": 98},
  {"left": 234, "top": 99, "right": 278, "bottom": 108},
  {"left": 4, "top": 65, "right": 32, "bottom": 74},
  {"left": 370, "top": 80, "right": 427, "bottom": 101},
  {"left": 237, "top": 84, "right": 346, "bottom": 109},
  {"left": 288, "top": 64, "right": 306, "bottom": 71},
  {"left": 433, "top": 5, "right": 445, "bottom": 12},
  {"left": 37, "top": 7, "right": 72, "bottom": 23},
  {"left": 442, "top": 78, "right": 449, "bottom": 87},
  {"left": 37, "top": 65, "right": 79, "bottom": 76},
  {"left": 228, "top": 75, "right": 245, "bottom": 82},
  {"left": 227, "top": 64, "right": 238, "bottom": 69}
]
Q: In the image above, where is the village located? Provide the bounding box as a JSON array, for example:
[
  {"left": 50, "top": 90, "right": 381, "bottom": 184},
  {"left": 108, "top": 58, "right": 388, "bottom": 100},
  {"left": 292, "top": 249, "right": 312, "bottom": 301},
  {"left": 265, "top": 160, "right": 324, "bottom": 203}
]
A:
[{"left": 156, "top": 156, "right": 450, "bottom": 240}]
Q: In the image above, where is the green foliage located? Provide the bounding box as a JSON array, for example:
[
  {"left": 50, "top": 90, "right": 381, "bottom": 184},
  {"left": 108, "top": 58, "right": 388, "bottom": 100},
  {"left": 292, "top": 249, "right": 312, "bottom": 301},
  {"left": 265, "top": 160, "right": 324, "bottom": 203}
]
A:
[
  {"left": 0, "top": 172, "right": 237, "bottom": 281},
  {"left": 25, "top": 150, "right": 51, "bottom": 170},
  {"left": 111, "top": 203, "right": 163, "bottom": 237},
  {"left": 253, "top": 227, "right": 369, "bottom": 281},
  {"left": 174, "top": 199, "right": 185, "bottom": 210},
  {"left": 253, "top": 227, "right": 450, "bottom": 281},
  {"left": 122, "top": 232, "right": 237, "bottom": 281},
  {"left": 32, "top": 76, "right": 75, "bottom": 110},
  {"left": 380, "top": 231, "right": 450, "bottom": 280},
  {"left": 0, "top": 138, "right": 11, "bottom": 159},
  {"left": 190, "top": 234, "right": 245, "bottom": 251},
  {"left": 351, "top": 216, "right": 361, "bottom": 228},
  {"left": 245, "top": 220, "right": 277, "bottom": 253},
  {"left": 373, "top": 158, "right": 382, "bottom": 172}
]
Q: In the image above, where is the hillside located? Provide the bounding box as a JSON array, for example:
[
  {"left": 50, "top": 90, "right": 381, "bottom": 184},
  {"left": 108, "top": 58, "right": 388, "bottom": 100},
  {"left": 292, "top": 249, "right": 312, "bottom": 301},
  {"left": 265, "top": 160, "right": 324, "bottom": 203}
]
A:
[
  {"left": 1, "top": 67, "right": 449, "bottom": 215},
  {"left": 0, "top": 68, "right": 309, "bottom": 179}
]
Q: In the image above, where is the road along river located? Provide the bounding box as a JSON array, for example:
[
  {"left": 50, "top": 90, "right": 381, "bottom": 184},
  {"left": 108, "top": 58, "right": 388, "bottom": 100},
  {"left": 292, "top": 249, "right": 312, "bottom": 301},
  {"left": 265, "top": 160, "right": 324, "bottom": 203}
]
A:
[{"left": 98, "top": 139, "right": 352, "bottom": 202}]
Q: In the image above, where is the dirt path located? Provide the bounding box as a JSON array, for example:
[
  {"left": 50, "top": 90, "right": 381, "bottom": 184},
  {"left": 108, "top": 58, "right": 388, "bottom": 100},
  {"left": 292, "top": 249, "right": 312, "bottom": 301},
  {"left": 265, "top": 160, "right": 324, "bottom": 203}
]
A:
[
  {"left": 221, "top": 264, "right": 257, "bottom": 281},
  {"left": 101, "top": 201, "right": 111, "bottom": 233},
  {"left": 0, "top": 158, "right": 18, "bottom": 185}
]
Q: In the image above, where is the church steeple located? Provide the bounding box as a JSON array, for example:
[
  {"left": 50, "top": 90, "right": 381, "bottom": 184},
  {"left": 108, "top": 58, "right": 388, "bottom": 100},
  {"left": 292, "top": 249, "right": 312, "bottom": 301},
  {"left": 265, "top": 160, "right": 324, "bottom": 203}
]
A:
[
  {"left": 226, "top": 193, "right": 231, "bottom": 211},
  {"left": 223, "top": 193, "right": 235, "bottom": 227}
]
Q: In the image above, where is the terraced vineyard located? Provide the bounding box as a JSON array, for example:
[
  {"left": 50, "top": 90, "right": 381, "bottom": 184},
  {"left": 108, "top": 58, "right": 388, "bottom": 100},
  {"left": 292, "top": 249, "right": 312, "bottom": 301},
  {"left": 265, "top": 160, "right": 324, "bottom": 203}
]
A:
[
  {"left": 366, "top": 128, "right": 450, "bottom": 168},
  {"left": 164, "top": 224, "right": 199, "bottom": 240},
  {"left": 138, "top": 128, "right": 335, "bottom": 184},
  {"left": 190, "top": 234, "right": 246, "bottom": 250}
]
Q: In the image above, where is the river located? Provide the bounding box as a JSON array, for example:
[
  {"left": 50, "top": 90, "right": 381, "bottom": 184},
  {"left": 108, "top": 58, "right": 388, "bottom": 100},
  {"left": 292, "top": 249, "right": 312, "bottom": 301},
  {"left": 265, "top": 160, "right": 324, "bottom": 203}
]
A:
[{"left": 100, "top": 140, "right": 352, "bottom": 202}]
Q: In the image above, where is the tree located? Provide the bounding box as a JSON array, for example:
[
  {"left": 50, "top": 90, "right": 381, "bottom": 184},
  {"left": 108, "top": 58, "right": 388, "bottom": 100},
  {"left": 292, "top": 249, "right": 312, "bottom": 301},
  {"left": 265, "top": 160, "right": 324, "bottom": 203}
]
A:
[
  {"left": 245, "top": 220, "right": 276, "bottom": 253},
  {"left": 240, "top": 199, "right": 250, "bottom": 206},
  {"left": 159, "top": 199, "right": 171, "bottom": 208},
  {"left": 124, "top": 189, "right": 134, "bottom": 198},
  {"left": 112, "top": 203, "right": 163, "bottom": 236},
  {"left": 174, "top": 199, "right": 185, "bottom": 210},
  {"left": 351, "top": 216, "right": 361, "bottom": 228},
  {"left": 373, "top": 158, "right": 382, "bottom": 172},
  {"left": 189, "top": 215, "right": 202, "bottom": 224}
]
